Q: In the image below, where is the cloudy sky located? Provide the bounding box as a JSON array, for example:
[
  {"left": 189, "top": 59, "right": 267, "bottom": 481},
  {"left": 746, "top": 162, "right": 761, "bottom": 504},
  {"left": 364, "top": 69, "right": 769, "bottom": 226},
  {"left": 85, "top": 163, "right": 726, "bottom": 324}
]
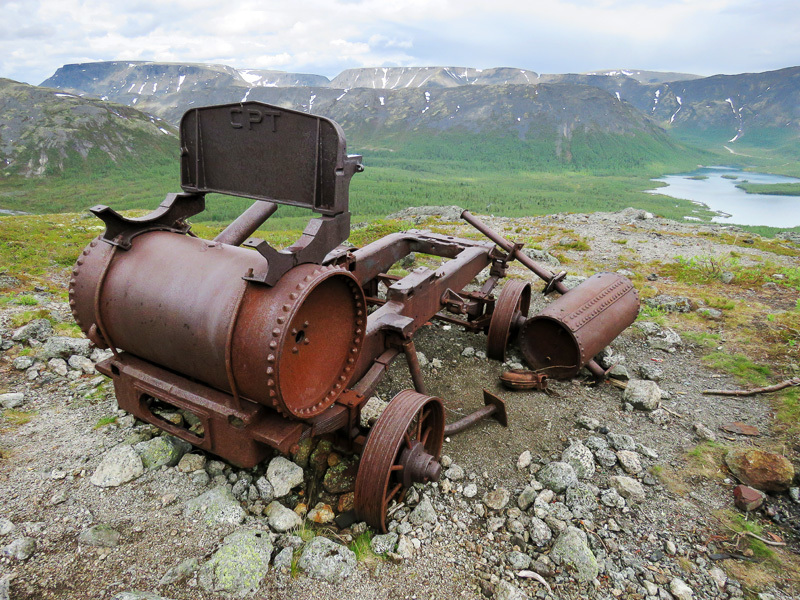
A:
[{"left": 1, "top": 0, "right": 798, "bottom": 85}]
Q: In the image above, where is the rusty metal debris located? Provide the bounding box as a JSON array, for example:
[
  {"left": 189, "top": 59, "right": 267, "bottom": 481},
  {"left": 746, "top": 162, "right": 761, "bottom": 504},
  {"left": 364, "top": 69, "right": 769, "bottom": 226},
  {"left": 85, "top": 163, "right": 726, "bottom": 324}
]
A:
[
  {"left": 500, "top": 370, "right": 549, "bottom": 391},
  {"left": 69, "top": 101, "right": 640, "bottom": 531}
]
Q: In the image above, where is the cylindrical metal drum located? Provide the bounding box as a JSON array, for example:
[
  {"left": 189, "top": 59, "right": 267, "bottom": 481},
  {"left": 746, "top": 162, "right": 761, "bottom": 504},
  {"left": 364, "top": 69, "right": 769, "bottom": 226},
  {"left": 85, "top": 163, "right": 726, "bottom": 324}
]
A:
[
  {"left": 519, "top": 272, "right": 639, "bottom": 379},
  {"left": 69, "top": 232, "right": 366, "bottom": 418}
]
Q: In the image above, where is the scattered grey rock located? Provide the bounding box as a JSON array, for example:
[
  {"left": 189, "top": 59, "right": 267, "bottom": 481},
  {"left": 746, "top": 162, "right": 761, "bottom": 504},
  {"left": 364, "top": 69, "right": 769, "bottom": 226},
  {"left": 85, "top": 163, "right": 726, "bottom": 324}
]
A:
[
  {"left": 565, "top": 482, "right": 597, "bottom": 510},
  {"left": 636, "top": 321, "right": 661, "bottom": 336},
  {"left": 636, "top": 443, "right": 659, "bottom": 459},
  {"left": 644, "top": 295, "right": 692, "bottom": 313},
  {"left": 12, "top": 356, "right": 34, "bottom": 371},
  {"left": 272, "top": 547, "right": 293, "bottom": 572},
  {"left": 665, "top": 539, "right": 677, "bottom": 555},
  {"left": 359, "top": 396, "right": 388, "bottom": 428},
  {"left": 112, "top": 593, "right": 172, "bottom": 600},
  {"left": 595, "top": 448, "right": 618, "bottom": 468},
  {"left": 506, "top": 550, "right": 531, "bottom": 571},
  {"left": 698, "top": 307, "right": 723, "bottom": 320},
  {"left": 198, "top": 529, "right": 273, "bottom": 595},
  {"left": 370, "top": 532, "right": 398, "bottom": 554},
  {"left": 461, "top": 346, "right": 475, "bottom": 357},
  {"left": 265, "top": 501, "right": 302, "bottom": 532},
  {"left": 68, "top": 354, "right": 95, "bottom": 374},
  {"left": 463, "top": 483, "right": 477, "bottom": 498},
  {"left": 522, "top": 247, "right": 560, "bottom": 267},
  {"left": 42, "top": 336, "right": 91, "bottom": 359},
  {"left": 576, "top": 415, "right": 600, "bottom": 431},
  {"left": 267, "top": 456, "right": 304, "bottom": 498},
  {"left": 0, "top": 518, "right": 15, "bottom": 535},
  {"left": 48, "top": 358, "right": 68, "bottom": 376},
  {"left": 495, "top": 580, "right": 529, "bottom": 600},
  {"left": 607, "top": 433, "right": 636, "bottom": 451},
  {"left": 177, "top": 453, "right": 206, "bottom": 473},
  {"left": 11, "top": 319, "right": 53, "bottom": 343},
  {"left": 709, "top": 567, "right": 727, "bottom": 590},
  {"left": 134, "top": 436, "right": 189, "bottom": 470},
  {"left": 550, "top": 527, "right": 598, "bottom": 583},
  {"left": 90, "top": 444, "right": 144, "bottom": 487},
  {"left": 409, "top": 496, "right": 437, "bottom": 525},
  {"left": 0, "top": 575, "right": 11, "bottom": 600},
  {"left": 297, "top": 535, "right": 356, "bottom": 583},
  {"left": 561, "top": 441, "right": 595, "bottom": 479},
  {"left": 528, "top": 517, "right": 552, "bottom": 547},
  {"left": 616, "top": 450, "right": 643, "bottom": 474},
  {"left": 516, "top": 450, "right": 532, "bottom": 470},
  {"left": 607, "top": 364, "right": 629, "bottom": 380},
  {"left": 159, "top": 557, "right": 199, "bottom": 585},
  {"left": 609, "top": 476, "right": 645, "bottom": 502},
  {"left": 693, "top": 422, "right": 717, "bottom": 441},
  {"left": 638, "top": 363, "right": 663, "bottom": 381},
  {"left": 648, "top": 328, "right": 682, "bottom": 352},
  {"left": 600, "top": 488, "right": 624, "bottom": 509},
  {"left": 649, "top": 408, "right": 670, "bottom": 425},
  {"left": 623, "top": 379, "right": 661, "bottom": 411},
  {"left": 185, "top": 486, "right": 246, "bottom": 526},
  {"left": 517, "top": 486, "right": 538, "bottom": 510},
  {"left": 584, "top": 436, "right": 608, "bottom": 452},
  {"left": 79, "top": 524, "right": 121, "bottom": 547},
  {"left": 0, "top": 392, "right": 24, "bottom": 409},
  {"left": 670, "top": 577, "right": 694, "bottom": 600},
  {"left": 396, "top": 535, "right": 414, "bottom": 559},
  {"left": 444, "top": 464, "right": 465, "bottom": 481},
  {"left": 255, "top": 476, "right": 274, "bottom": 502},
  {"left": 537, "top": 462, "right": 577, "bottom": 493},
  {"left": 2, "top": 537, "right": 36, "bottom": 560},
  {"left": 483, "top": 488, "right": 510, "bottom": 511},
  {"left": 790, "top": 487, "right": 800, "bottom": 503}
]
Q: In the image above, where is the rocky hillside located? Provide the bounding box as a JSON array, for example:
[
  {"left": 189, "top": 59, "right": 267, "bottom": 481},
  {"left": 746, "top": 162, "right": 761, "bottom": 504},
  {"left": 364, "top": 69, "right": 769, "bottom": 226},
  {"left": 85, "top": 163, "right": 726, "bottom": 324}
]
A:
[
  {"left": 0, "top": 78, "right": 176, "bottom": 178},
  {"left": 1, "top": 207, "right": 799, "bottom": 599},
  {"left": 41, "top": 61, "right": 799, "bottom": 148}
]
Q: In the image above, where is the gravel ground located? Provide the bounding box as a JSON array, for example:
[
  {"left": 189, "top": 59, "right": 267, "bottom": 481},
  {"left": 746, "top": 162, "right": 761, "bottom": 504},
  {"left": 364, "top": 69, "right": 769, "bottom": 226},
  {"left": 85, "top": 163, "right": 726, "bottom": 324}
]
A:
[{"left": 1, "top": 208, "right": 798, "bottom": 600}]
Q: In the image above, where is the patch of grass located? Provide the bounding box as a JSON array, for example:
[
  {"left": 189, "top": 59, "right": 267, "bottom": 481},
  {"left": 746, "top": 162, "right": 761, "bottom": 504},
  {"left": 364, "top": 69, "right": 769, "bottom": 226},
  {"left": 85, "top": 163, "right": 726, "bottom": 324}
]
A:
[
  {"left": 687, "top": 175, "right": 709, "bottom": 180},
  {"left": 10, "top": 308, "right": 52, "bottom": 327},
  {"left": 54, "top": 321, "right": 82, "bottom": 337},
  {"left": 650, "top": 465, "right": 689, "bottom": 496},
  {"left": 702, "top": 352, "right": 772, "bottom": 386},
  {"left": 721, "top": 174, "right": 739, "bottom": 180},
  {"left": 14, "top": 294, "right": 39, "bottom": 306},
  {"left": 1, "top": 409, "right": 36, "bottom": 426},
  {"left": 611, "top": 239, "right": 627, "bottom": 245},
  {"left": 687, "top": 441, "right": 728, "bottom": 480},
  {"left": 701, "top": 295, "right": 736, "bottom": 311},
  {"left": 93, "top": 415, "right": 118, "bottom": 429},
  {"left": 682, "top": 331, "right": 722, "bottom": 349},
  {"left": 775, "top": 389, "right": 800, "bottom": 436},
  {"left": 719, "top": 511, "right": 774, "bottom": 560},
  {"left": 636, "top": 304, "right": 668, "bottom": 326},
  {"left": 736, "top": 182, "right": 800, "bottom": 196},
  {"left": 557, "top": 238, "right": 590, "bottom": 251},
  {"left": 348, "top": 531, "right": 380, "bottom": 563}
]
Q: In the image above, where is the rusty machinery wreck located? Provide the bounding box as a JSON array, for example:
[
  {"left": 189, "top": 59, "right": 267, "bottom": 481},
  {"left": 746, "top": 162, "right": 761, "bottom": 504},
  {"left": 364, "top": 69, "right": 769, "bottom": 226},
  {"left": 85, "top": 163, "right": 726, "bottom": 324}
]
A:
[{"left": 69, "top": 102, "right": 639, "bottom": 531}]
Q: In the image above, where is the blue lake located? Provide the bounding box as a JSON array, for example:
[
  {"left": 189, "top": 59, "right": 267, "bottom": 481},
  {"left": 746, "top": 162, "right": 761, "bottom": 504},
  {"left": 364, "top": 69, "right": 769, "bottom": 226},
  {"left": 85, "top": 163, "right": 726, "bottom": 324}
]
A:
[{"left": 647, "top": 166, "right": 800, "bottom": 227}]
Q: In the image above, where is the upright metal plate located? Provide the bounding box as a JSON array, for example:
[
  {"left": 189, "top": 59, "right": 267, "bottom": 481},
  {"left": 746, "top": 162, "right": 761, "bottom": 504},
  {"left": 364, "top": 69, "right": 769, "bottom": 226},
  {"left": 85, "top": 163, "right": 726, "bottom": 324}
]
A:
[{"left": 180, "top": 101, "right": 360, "bottom": 215}]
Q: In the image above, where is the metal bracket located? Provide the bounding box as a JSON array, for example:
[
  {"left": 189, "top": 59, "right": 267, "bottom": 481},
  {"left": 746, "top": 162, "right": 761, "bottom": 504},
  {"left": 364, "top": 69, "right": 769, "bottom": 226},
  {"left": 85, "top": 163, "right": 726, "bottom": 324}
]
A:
[
  {"left": 91, "top": 193, "right": 205, "bottom": 250},
  {"left": 544, "top": 271, "right": 567, "bottom": 295},
  {"left": 243, "top": 212, "right": 351, "bottom": 286}
]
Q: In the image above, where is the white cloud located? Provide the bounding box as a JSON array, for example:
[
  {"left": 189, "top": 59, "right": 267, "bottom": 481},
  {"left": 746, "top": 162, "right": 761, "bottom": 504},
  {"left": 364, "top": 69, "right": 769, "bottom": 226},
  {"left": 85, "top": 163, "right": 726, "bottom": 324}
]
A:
[{"left": 0, "top": 0, "right": 797, "bottom": 85}]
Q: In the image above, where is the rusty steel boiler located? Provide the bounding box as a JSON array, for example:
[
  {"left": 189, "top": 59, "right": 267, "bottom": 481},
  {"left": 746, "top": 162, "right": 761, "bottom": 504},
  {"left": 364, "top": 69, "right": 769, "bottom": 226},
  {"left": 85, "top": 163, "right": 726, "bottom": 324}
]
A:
[{"left": 70, "top": 231, "right": 366, "bottom": 419}]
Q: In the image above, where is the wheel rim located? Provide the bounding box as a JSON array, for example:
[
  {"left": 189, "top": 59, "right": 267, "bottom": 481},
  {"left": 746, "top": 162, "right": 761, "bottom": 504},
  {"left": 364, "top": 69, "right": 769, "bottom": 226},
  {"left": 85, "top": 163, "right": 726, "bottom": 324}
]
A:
[
  {"left": 354, "top": 390, "right": 445, "bottom": 532},
  {"left": 486, "top": 280, "right": 531, "bottom": 361}
]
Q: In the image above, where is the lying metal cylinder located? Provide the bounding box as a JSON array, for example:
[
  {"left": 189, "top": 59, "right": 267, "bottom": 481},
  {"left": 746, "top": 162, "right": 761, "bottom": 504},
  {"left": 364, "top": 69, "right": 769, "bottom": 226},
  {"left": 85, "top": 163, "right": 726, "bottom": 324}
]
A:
[
  {"left": 518, "top": 272, "right": 639, "bottom": 379},
  {"left": 69, "top": 232, "right": 366, "bottom": 418}
]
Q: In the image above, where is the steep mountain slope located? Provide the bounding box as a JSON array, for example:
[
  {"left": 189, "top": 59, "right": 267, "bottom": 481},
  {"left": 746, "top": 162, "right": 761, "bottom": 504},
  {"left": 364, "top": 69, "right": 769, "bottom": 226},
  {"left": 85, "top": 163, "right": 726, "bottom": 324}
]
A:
[
  {"left": 329, "top": 66, "right": 541, "bottom": 89},
  {"left": 0, "top": 78, "right": 176, "bottom": 178}
]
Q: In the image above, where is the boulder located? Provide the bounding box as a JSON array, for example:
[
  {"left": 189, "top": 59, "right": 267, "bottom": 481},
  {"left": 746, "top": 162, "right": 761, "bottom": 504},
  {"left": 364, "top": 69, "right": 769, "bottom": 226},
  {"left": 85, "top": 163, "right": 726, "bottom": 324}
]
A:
[
  {"left": 11, "top": 319, "right": 53, "bottom": 343},
  {"left": 609, "top": 476, "right": 645, "bottom": 503},
  {"left": 198, "top": 529, "right": 273, "bottom": 595},
  {"left": 550, "top": 527, "right": 598, "bottom": 583},
  {"left": 42, "top": 336, "right": 91, "bottom": 359},
  {"left": 265, "top": 501, "right": 302, "bottom": 532},
  {"left": 297, "top": 536, "right": 356, "bottom": 583},
  {"left": 0, "top": 393, "right": 25, "bottom": 409},
  {"left": 266, "top": 456, "right": 304, "bottom": 498},
  {"left": 134, "top": 436, "right": 189, "bottom": 470},
  {"left": 79, "top": 524, "right": 121, "bottom": 547},
  {"left": 409, "top": 496, "right": 437, "bottom": 525},
  {"left": 561, "top": 441, "right": 595, "bottom": 479},
  {"left": 623, "top": 380, "right": 661, "bottom": 411},
  {"left": 733, "top": 485, "right": 765, "bottom": 512},
  {"left": 537, "top": 462, "right": 577, "bottom": 493},
  {"left": 322, "top": 458, "right": 358, "bottom": 493},
  {"left": 185, "top": 486, "right": 245, "bottom": 526},
  {"left": 90, "top": 444, "right": 144, "bottom": 487},
  {"left": 725, "top": 448, "right": 794, "bottom": 492}
]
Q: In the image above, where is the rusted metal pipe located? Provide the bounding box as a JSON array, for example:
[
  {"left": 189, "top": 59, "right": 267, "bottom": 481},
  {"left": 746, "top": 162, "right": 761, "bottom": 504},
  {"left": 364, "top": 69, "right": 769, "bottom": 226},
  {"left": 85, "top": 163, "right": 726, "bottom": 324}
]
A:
[
  {"left": 461, "top": 210, "right": 568, "bottom": 295},
  {"left": 443, "top": 390, "right": 507, "bottom": 436},
  {"left": 402, "top": 340, "right": 428, "bottom": 395},
  {"left": 214, "top": 201, "right": 277, "bottom": 246}
]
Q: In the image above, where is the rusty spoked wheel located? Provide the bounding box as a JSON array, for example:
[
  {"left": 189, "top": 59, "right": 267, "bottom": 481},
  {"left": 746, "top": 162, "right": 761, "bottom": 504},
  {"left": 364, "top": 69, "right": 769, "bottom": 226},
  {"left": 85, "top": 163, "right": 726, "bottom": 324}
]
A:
[
  {"left": 354, "top": 390, "right": 445, "bottom": 532},
  {"left": 486, "top": 280, "right": 531, "bottom": 361}
]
